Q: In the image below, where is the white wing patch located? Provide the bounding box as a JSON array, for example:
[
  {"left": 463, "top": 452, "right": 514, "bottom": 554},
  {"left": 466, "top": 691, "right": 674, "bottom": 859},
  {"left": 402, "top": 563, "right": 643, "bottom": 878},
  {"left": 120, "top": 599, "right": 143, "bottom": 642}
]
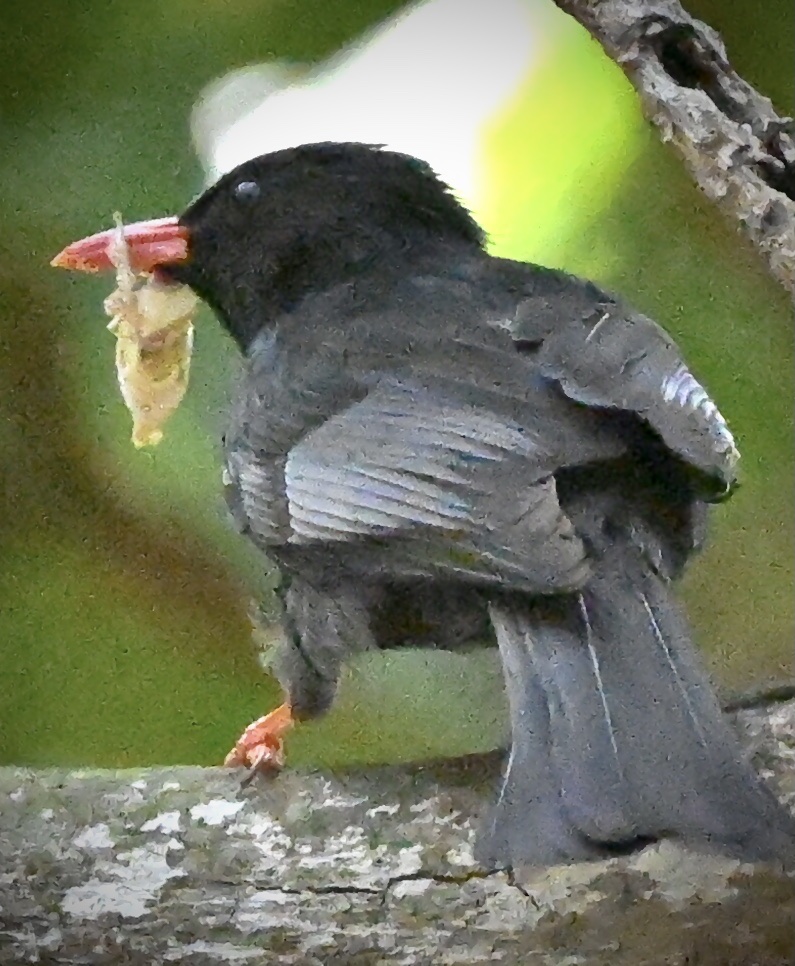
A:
[{"left": 661, "top": 364, "right": 738, "bottom": 460}]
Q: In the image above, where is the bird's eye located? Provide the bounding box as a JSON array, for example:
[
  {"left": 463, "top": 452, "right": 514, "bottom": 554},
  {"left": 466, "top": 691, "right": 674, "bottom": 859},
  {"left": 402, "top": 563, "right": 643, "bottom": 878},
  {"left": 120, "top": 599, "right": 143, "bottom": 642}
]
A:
[{"left": 234, "top": 180, "right": 261, "bottom": 203}]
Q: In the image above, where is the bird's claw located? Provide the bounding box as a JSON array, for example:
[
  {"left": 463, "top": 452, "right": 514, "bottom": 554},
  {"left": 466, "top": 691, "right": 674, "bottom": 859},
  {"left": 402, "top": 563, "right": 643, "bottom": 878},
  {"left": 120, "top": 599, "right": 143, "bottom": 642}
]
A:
[{"left": 224, "top": 702, "right": 294, "bottom": 775}]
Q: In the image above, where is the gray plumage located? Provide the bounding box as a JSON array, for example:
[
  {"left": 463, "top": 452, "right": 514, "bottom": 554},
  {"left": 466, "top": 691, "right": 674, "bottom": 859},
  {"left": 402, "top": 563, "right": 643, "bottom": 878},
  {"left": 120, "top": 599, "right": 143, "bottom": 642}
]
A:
[{"left": 166, "top": 142, "right": 794, "bottom": 869}]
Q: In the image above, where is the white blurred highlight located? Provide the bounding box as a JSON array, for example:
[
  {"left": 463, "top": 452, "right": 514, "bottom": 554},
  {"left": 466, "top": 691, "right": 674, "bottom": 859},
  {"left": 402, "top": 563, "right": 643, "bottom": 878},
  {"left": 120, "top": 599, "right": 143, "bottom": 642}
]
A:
[{"left": 191, "top": 0, "right": 538, "bottom": 203}]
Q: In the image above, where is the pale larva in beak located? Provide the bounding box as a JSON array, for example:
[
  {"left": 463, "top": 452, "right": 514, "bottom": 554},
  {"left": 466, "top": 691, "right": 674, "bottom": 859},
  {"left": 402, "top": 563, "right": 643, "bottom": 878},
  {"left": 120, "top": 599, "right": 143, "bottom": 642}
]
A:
[{"left": 103, "top": 213, "right": 198, "bottom": 447}]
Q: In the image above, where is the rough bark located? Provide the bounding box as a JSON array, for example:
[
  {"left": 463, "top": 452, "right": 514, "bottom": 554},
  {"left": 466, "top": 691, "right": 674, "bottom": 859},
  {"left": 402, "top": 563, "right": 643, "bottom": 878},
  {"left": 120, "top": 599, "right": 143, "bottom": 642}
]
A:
[
  {"left": 1, "top": 699, "right": 794, "bottom": 966},
  {"left": 551, "top": 0, "right": 795, "bottom": 298}
]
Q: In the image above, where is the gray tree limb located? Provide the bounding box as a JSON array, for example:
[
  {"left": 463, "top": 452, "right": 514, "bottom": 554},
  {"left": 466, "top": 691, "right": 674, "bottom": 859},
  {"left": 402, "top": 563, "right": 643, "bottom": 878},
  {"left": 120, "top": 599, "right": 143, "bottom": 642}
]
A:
[
  {"left": 1, "top": 699, "right": 794, "bottom": 965},
  {"left": 551, "top": 0, "right": 795, "bottom": 298}
]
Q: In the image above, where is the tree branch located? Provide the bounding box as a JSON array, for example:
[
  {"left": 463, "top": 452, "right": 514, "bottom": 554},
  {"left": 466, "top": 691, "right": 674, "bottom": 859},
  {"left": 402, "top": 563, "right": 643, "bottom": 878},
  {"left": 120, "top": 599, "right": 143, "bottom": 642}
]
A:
[
  {"left": 551, "top": 0, "right": 795, "bottom": 297},
  {"left": 1, "top": 700, "right": 794, "bottom": 965}
]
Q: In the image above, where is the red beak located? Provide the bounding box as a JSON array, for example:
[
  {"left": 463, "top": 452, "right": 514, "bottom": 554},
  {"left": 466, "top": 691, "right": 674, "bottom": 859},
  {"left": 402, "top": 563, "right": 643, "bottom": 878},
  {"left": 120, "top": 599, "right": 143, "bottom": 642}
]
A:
[{"left": 51, "top": 216, "right": 190, "bottom": 273}]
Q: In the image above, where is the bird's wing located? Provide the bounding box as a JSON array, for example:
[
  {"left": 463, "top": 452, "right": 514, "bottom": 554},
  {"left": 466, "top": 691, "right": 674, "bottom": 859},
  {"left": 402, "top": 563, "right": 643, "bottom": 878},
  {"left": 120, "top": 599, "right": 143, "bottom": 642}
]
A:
[
  {"left": 510, "top": 277, "right": 739, "bottom": 494},
  {"left": 258, "top": 380, "right": 591, "bottom": 592}
]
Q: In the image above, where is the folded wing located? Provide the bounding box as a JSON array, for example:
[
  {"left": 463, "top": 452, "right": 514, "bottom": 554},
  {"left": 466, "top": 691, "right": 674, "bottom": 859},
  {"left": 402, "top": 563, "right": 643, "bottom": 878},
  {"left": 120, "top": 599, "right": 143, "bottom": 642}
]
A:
[
  {"left": 511, "top": 280, "right": 739, "bottom": 495},
  {"left": 280, "top": 381, "right": 591, "bottom": 592}
]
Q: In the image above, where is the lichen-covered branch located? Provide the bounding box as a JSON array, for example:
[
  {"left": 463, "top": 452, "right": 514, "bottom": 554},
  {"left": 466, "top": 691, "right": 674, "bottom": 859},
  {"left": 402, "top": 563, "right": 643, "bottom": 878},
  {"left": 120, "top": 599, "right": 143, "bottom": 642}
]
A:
[
  {"left": 551, "top": 0, "right": 795, "bottom": 298},
  {"left": 1, "top": 700, "right": 794, "bottom": 965}
]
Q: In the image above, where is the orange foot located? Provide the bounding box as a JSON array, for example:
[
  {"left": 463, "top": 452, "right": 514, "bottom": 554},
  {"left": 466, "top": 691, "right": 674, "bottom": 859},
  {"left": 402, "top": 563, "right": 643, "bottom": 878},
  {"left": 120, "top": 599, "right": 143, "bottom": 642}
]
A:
[{"left": 224, "top": 702, "right": 295, "bottom": 771}]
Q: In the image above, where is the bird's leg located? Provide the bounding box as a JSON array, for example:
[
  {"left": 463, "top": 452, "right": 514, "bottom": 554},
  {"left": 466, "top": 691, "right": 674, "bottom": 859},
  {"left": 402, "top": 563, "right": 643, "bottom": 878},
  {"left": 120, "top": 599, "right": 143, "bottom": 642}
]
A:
[
  {"left": 223, "top": 600, "right": 297, "bottom": 772},
  {"left": 223, "top": 595, "right": 304, "bottom": 774},
  {"left": 224, "top": 573, "right": 376, "bottom": 775}
]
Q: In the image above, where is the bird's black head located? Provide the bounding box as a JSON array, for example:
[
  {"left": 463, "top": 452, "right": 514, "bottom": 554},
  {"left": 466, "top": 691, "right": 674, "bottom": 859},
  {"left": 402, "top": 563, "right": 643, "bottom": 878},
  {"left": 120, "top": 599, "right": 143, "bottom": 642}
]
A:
[{"left": 163, "top": 142, "right": 486, "bottom": 349}]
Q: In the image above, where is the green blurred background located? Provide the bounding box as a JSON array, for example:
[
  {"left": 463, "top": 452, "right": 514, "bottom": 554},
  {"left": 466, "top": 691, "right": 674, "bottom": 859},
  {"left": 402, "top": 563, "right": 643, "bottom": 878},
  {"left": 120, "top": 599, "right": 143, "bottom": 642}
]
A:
[{"left": 1, "top": 0, "right": 792, "bottom": 769}]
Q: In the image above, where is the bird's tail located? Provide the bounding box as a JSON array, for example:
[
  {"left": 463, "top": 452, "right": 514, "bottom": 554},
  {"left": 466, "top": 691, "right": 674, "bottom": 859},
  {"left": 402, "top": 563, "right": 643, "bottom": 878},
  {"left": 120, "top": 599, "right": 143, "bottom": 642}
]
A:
[{"left": 478, "top": 543, "right": 795, "bottom": 868}]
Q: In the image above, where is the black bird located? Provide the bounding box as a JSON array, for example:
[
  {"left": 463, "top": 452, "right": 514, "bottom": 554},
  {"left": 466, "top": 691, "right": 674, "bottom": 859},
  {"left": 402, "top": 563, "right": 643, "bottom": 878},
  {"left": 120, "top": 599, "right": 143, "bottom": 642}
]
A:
[{"left": 53, "top": 142, "right": 795, "bottom": 868}]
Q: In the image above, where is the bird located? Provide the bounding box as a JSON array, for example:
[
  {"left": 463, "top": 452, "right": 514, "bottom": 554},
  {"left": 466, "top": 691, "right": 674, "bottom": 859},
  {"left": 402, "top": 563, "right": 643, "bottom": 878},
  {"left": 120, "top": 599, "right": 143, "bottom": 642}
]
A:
[{"left": 52, "top": 141, "right": 795, "bottom": 869}]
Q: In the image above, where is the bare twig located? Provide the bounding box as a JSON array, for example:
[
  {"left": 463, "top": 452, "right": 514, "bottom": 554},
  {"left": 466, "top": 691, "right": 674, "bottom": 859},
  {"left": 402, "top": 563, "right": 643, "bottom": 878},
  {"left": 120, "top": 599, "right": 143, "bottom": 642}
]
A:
[{"left": 551, "top": 0, "right": 795, "bottom": 298}]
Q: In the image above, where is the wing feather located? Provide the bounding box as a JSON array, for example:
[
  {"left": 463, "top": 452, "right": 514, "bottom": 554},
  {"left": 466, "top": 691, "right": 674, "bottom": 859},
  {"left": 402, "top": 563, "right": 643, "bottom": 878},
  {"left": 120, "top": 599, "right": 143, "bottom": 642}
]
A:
[
  {"left": 512, "top": 290, "right": 740, "bottom": 493},
  {"left": 279, "top": 381, "right": 589, "bottom": 591}
]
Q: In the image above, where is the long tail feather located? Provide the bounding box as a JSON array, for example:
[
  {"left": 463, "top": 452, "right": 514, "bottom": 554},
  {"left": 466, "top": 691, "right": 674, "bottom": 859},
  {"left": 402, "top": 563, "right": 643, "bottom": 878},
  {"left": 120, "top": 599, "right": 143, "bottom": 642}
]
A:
[{"left": 478, "top": 545, "right": 795, "bottom": 868}]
